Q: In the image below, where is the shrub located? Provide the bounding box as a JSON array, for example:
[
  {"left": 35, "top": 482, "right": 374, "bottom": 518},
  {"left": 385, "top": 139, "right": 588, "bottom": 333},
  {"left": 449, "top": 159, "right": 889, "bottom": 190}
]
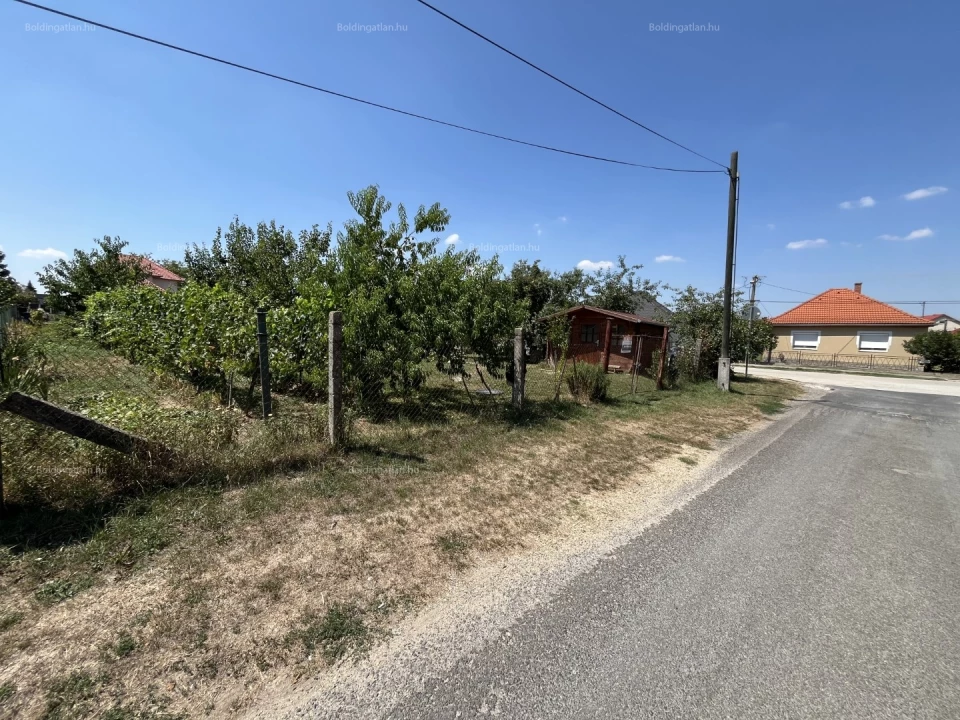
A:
[
  {"left": 566, "top": 361, "right": 609, "bottom": 402},
  {"left": 904, "top": 331, "right": 960, "bottom": 373}
]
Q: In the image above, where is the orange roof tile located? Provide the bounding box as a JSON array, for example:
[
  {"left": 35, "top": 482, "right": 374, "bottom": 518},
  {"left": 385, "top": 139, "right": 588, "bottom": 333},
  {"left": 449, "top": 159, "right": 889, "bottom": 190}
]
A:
[
  {"left": 769, "top": 288, "right": 932, "bottom": 326},
  {"left": 120, "top": 255, "right": 184, "bottom": 282}
]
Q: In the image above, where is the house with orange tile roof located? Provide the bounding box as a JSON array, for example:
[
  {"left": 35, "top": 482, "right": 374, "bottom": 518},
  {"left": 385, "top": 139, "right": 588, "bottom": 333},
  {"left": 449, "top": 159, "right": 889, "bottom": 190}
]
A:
[
  {"left": 120, "top": 255, "right": 184, "bottom": 291},
  {"left": 769, "top": 282, "right": 932, "bottom": 359},
  {"left": 921, "top": 313, "right": 960, "bottom": 333}
]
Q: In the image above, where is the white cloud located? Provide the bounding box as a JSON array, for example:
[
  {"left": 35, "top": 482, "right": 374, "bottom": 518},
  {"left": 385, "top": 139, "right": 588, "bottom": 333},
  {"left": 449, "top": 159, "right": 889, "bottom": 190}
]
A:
[
  {"left": 786, "top": 238, "right": 828, "bottom": 250},
  {"left": 577, "top": 259, "right": 614, "bottom": 272},
  {"left": 534, "top": 223, "right": 542, "bottom": 236},
  {"left": 654, "top": 255, "right": 685, "bottom": 263},
  {"left": 444, "top": 233, "right": 460, "bottom": 245},
  {"left": 879, "top": 227, "right": 934, "bottom": 242},
  {"left": 839, "top": 196, "right": 875, "bottom": 209},
  {"left": 903, "top": 186, "right": 947, "bottom": 201},
  {"left": 558, "top": 216, "right": 568, "bottom": 223},
  {"left": 766, "top": 223, "right": 776, "bottom": 230},
  {"left": 18, "top": 248, "right": 67, "bottom": 259}
]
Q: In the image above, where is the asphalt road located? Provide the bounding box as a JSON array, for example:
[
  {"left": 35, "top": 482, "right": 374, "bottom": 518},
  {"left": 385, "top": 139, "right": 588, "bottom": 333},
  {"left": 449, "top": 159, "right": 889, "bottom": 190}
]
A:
[{"left": 385, "top": 388, "right": 960, "bottom": 719}]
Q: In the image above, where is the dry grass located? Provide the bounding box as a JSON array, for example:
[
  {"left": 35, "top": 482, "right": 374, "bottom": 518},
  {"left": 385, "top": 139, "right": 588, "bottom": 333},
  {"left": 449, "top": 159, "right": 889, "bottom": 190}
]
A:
[{"left": 0, "top": 373, "right": 800, "bottom": 719}]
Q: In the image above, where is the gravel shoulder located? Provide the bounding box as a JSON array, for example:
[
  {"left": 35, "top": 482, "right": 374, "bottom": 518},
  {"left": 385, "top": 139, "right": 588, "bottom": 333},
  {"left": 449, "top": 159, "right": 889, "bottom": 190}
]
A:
[{"left": 247, "top": 389, "right": 821, "bottom": 719}]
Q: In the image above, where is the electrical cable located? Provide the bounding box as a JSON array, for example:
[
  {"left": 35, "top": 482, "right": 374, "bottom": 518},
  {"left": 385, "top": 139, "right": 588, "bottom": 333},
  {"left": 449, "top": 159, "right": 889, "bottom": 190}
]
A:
[{"left": 13, "top": 0, "right": 727, "bottom": 174}]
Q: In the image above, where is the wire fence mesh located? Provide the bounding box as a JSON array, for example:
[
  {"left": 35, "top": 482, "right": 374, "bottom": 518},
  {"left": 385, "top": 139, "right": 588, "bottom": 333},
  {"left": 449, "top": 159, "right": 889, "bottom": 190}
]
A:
[{"left": 0, "top": 312, "right": 670, "bottom": 511}]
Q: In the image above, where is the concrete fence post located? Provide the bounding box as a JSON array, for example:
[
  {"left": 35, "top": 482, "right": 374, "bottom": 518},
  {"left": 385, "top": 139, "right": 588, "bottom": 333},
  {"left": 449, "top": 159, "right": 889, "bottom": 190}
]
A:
[
  {"left": 512, "top": 326, "right": 526, "bottom": 409},
  {"left": 328, "top": 310, "right": 343, "bottom": 447},
  {"left": 256, "top": 308, "right": 272, "bottom": 418}
]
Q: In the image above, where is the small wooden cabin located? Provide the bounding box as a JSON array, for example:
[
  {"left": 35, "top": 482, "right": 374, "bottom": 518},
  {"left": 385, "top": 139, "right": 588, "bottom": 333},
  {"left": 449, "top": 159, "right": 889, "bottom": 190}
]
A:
[{"left": 541, "top": 305, "right": 668, "bottom": 373}]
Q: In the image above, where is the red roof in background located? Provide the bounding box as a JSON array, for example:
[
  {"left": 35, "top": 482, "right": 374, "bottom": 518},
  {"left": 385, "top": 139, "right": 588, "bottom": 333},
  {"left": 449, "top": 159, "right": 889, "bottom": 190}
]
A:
[
  {"left": 770, "top": 288, "right": 932, "bottom": 327},
  {"left": 120, "top": 255, "right": 183, "bottom": 282}
]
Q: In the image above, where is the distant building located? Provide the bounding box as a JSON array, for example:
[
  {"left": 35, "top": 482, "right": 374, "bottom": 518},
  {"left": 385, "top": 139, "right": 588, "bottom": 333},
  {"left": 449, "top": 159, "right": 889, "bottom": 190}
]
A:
[
  {"left": 769, "top": 282, "right": 931, "bottom": 359},
  {"left": 921, "top": 314, "right": 960, "bottom": 333},
  {"left": 539, "top": 305, "right": 668, "bottom": 373},
  {"left": 121, "top": 255, "right": 184, "bottom": 291}
]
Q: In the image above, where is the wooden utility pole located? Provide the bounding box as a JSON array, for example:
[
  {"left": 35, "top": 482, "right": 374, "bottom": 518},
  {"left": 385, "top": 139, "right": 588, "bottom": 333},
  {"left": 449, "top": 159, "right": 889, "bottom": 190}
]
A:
[
  {"left": 744, "top": 274, "right": 760, "bottom": 377},
  {"left": 718, "top": 150, "right": 739, "bottom": 391}
]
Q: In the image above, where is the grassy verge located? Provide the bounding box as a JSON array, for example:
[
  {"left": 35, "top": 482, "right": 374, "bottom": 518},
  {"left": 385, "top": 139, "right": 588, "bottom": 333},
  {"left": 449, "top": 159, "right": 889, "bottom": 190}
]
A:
[{"left": 0, "top": 323, "right": 801, "bottom": 719}]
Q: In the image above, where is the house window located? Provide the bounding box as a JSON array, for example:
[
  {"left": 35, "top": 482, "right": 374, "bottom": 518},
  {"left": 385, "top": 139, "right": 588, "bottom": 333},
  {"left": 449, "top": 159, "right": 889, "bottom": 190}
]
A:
[
  {"left": 858, "top": 331, "right": 892, "bottom": 352},
  {"left": 580, "top": 324, "right": 598, "bottom": 343},
  {"left": 791, "top": 330, "right": 820, "bottom": 350}
]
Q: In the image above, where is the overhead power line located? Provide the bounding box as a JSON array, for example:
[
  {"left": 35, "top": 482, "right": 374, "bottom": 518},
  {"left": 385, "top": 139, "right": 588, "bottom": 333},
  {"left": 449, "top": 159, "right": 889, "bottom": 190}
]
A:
[
  {"left": 760, "top": 282, "right": 816, "bottom": 295},
  {"left": 13, "top": 0, "right": 726, "bottom": 174},
  {"left": 413, "top": 0, "right": 729, "bottom": 171}
]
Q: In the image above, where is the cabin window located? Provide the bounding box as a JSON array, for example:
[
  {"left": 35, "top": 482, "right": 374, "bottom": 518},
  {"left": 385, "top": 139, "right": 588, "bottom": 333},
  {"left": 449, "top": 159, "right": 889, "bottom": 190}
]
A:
[{"left": 580, "top": 324, "right": 598, "bottom": 343}]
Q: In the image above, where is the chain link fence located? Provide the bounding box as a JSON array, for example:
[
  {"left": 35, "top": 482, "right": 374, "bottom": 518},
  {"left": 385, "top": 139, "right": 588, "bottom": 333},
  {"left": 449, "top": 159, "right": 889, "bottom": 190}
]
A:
[{"left": 0, "top": 312, "right": 670, "bottom": 511}]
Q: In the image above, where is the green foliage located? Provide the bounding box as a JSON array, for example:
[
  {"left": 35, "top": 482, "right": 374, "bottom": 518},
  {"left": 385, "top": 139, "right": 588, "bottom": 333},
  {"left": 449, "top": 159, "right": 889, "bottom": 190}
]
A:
[
  {"left": 0, "top": 321, "right": 51, "bottom": 399},
  {"left": 184, "top": 218, "right": 331, "bottom": 308},
  {"left": 566, "top": 360, "right": 610, "bottom": 402},
  {"left": 36, "top": 236, "right": 147, "bottom": 315},
  {"left": 669, "top": 286, "right": 778, "bottom": 380},
  {"left": 0, "top": 250, "right": 18, "bottom": 306},
  {"left": 82, "top": 283, "right": 332, "bottom": 393},
  {"left": 904, "top": 331, "right": 960, "bottom": 372}
]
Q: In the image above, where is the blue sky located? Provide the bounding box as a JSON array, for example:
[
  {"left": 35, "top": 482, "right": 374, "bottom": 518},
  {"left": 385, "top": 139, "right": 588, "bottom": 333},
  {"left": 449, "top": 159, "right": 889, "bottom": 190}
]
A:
[{"left": 1, "top": 0, "right": 957, "bottom": 315}]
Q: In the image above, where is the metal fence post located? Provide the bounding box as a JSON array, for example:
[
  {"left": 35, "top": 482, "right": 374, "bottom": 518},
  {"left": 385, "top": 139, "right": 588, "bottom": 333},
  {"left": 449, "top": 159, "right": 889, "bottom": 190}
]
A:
[
  {"left": 256, "top": 308, "right": 272, "bottom": 419},
  {"left": 512, "top": 326, "right": 525, "bottom": 409},
  {"left": 328, "top": 310, "right": 343, "bottom": 446}
]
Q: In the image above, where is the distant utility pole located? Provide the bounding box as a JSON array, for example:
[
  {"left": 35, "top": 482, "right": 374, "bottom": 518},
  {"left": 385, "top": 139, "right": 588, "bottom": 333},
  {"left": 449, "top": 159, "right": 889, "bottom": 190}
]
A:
[
  {"left": 718, "top": 150, "right": 739, "bottom": 391},
  {"left": 922, "top": 301, "right": 926, "bottom": 316},
  {"left": 744, "top": 275, "right": 760, "bottom": 378}
]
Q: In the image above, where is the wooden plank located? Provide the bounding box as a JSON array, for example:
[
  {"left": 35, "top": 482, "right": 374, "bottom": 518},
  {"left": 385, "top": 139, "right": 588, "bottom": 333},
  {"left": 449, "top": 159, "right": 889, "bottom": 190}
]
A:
[{"left": 0, "top": 391, "right": 168, "bottom": 459}]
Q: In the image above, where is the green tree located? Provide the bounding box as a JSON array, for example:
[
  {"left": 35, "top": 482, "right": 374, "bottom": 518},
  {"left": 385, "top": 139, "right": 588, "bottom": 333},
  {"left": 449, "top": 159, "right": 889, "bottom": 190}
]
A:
[
  {"left": 669, "top": 286, "right": 778, "bottom": 380},
  {"left": 904, "top": 331, "right": 960, "bottom": 373},
  {"left": 0, "top": 250, "right": 18, "bottom": 305},
  {"left": 36, "top": 236, "right": 146, "bottom": 314},
  {"left": 183, "top": 219, "right": 332, "bottom": 307}
]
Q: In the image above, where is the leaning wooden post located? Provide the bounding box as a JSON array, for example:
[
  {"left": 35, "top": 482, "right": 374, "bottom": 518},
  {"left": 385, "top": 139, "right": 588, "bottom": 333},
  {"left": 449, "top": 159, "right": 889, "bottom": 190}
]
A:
[
  {"left": 655, "top": 325, "right": 669, "bottom": 391},
  {"left": 600, "top": 318, "right": 613, "bottom": 372},
  {"left": 256, "top": 308, "right": 272, "bottom": 418},
  {"left": 328, "top": 310, "right": 343, "bottom": 447},
  {"left": 512, "top": 326, "right": 526, "bottom": 409}
]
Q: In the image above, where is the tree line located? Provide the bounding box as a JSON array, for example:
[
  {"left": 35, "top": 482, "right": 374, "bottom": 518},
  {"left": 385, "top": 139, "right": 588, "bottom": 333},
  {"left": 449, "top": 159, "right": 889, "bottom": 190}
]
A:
[{"left": 17, "top": 185, "right": 779, "bottom": 394}]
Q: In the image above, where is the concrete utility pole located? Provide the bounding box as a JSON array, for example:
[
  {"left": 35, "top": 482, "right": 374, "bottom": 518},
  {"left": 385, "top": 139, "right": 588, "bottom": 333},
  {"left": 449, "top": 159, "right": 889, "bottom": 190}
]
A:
[
  {"left": 718, "top": 150, "right": 739, "bottom": 391},
  {"left": 744, "top": 275, "right": 760, "bottom": 378}
]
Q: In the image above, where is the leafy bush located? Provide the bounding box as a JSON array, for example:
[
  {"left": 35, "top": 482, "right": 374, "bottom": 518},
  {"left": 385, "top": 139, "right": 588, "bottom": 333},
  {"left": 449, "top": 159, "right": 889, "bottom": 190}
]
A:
[
  {"left": 566, "top": 361, "right": 610, "bottom": 402},
  {"left": 83, "top": 283, "right": 332, "bottom": 394},
  {"left": 904, "top": 331, "right": 960, "bottom": 373},
  {"left": 0, "top": 321, "right": 51, "bottom": 399}
]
